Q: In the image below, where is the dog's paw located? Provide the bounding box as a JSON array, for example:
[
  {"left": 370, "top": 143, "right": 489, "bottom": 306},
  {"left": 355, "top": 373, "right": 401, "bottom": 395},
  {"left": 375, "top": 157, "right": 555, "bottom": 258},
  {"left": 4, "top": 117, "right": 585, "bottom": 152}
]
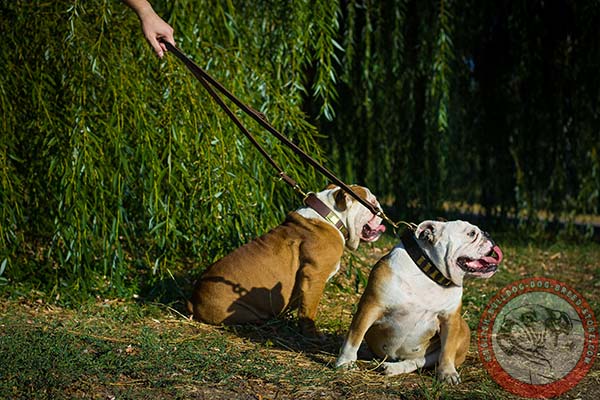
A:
[
  {"left": 382, "top": 362, "right": 404, "bottom": 376},
  {"left": 335, "top": 361, "right": 357, "bottom": 371},
  {"left": 299, "top": 318, "right": 323, "bottom": 339},
  {"left": 335, "top": 357, "right": 357, "bottom": 370},
  {"left": 381, "top": 361, "right": 410, "bottom": 376},
  {"left": 437, "top": 369, "right": 461, "bottom": 385},
  {"left": 382, "top": 358, "right": 424, "bottom": 376},
  {"left": 303, "top": 332, "right": 327, "bottom": 346}
]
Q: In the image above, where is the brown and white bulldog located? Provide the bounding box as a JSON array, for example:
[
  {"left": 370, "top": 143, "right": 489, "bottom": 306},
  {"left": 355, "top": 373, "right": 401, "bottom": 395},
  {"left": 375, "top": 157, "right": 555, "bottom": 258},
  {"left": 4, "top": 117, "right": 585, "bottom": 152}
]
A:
[
  {"left": 336, "top": 220, "right": 503, "bottom": 384},
  {"left": 190, "top": 185, "right": 386, "bottom": 336}
]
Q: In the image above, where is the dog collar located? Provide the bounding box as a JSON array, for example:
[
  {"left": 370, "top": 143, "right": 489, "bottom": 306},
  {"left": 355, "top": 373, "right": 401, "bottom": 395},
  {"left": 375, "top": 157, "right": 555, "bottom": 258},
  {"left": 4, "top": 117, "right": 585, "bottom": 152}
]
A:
[
  {"left": 304, "top": 193, "right": 349, "bottom": 241},
  {"left": 401, "top": 229, "right": 454, "bottom": 287}
]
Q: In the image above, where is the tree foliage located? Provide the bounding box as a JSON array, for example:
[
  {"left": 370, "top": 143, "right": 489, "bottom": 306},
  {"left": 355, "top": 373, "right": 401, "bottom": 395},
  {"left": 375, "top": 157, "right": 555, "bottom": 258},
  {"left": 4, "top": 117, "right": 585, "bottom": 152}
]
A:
[
  {"left": 323, "top": 0, "right": 600, "bottom": 225},
  {"left": 0, "top": 1, "right": 336, "bottom": 296},
  {"left": 1, "top": 0, "right": 599, "bottom": 296}
]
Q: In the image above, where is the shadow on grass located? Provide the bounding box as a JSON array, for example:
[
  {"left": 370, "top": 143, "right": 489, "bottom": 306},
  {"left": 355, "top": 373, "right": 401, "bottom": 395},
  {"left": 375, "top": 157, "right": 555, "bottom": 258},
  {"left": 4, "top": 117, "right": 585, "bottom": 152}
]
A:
[
  {"left": 138, "top": 265, "right": 346, "bottom": 360},
  {"left": 228, "top": 317, "right": 342, "bottom": 360},
  {"left": 139, "top": 270, "right": 356, "bottom": 369},
  {"left": 137, "top": 267, "right": 195, "bottom": 314}
]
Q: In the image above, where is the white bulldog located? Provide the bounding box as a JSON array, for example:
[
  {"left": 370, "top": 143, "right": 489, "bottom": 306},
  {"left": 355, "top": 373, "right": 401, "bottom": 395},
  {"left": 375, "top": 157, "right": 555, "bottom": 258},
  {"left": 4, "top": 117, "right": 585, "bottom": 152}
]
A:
[{"left": 336, "top": 220, "right": 503, "bottom": 384}]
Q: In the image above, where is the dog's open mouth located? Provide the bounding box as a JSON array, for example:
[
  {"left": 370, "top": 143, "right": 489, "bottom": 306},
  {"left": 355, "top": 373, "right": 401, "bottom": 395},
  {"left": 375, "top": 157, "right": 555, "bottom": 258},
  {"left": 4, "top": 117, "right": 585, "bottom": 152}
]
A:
[
  {"left": 457, "top": 245, "right": 503, "bottom": 275},
  {"left": 360, "top": 216, "right": 386, "bottom": 242}
]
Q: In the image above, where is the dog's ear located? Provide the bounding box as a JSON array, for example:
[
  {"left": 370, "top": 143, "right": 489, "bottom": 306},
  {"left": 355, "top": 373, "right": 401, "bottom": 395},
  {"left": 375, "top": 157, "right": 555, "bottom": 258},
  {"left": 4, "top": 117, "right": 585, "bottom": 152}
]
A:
[
  {"left": 415, "top": 221, "right": 439, "bottom": 244},
  {"left": 333, "top": 188, "right": 348, "bottom": 211}
]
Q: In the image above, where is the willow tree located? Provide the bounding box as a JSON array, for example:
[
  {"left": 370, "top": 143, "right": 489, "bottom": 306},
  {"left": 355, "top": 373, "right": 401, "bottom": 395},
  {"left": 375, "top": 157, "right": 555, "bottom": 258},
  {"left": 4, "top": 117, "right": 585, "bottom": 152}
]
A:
[
  {"left": 0, "top": 1, "right": 340, "bottom": 296},
  {"left": 322, "top": 0, "right": 600, "bottom": 228},
  {"left": 2, "top": 0, "right": 599, "bottom": 297},
  {"left": 319, "top": 0, "right": 457, "bottom": 214}
]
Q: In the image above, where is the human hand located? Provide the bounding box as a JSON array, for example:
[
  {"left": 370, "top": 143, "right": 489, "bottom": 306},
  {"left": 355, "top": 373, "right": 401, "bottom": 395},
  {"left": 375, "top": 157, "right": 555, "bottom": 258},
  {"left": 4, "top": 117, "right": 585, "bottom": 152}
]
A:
[
  {"left": 138, "top": 7, "right": 174, "bottom": 58},
  {"left": 123, "top": 0, "right": 174, "bottom": 58}
]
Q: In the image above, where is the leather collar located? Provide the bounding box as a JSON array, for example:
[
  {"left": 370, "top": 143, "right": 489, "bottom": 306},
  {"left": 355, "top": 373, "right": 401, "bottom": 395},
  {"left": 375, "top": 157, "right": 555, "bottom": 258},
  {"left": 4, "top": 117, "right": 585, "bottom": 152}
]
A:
[
  {"left": 304, "top": 193, "right": 349, "bottom": 240},
  {"left": 401, "top": 229, "right": 454, "bottom": 287}
]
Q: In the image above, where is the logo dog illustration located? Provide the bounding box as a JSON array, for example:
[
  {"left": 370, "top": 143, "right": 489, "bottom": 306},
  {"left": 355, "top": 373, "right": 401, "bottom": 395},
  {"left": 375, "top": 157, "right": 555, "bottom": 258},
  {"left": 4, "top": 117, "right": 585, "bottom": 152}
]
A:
[{"left": 497, "top": 304, "right": 574, "bottom": 368}]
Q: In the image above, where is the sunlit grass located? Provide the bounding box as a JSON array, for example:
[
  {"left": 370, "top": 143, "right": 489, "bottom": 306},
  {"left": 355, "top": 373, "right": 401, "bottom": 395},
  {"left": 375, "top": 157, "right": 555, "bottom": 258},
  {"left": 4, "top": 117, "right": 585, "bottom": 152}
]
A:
[{"left": 2, "top": 236, "right": 598, "bottom": 399}]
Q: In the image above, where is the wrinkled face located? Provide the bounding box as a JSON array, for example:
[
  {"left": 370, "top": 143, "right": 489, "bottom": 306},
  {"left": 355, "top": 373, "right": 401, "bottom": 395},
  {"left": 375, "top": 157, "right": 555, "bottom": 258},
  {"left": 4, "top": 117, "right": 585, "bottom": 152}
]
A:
[
  {"left": 415, "top": 220, "right": 503, "bottom": 285},
  {"left": 327, "top": 185, "right": 386, "bottom": 250}
]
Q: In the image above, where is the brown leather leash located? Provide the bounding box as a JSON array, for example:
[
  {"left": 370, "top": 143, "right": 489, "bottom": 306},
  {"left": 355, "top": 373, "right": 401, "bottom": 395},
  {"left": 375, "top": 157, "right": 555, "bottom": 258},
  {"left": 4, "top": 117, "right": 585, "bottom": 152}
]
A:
[{"left": 159, "top": 40, "right": 404, "bottom": 231}]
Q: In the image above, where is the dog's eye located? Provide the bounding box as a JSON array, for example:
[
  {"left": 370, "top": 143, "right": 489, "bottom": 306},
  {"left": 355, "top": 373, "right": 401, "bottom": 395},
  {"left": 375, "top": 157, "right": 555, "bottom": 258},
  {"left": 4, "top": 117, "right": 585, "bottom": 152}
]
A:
[{"left": 468, "top": 230, "right": 476, "bottom": 238}]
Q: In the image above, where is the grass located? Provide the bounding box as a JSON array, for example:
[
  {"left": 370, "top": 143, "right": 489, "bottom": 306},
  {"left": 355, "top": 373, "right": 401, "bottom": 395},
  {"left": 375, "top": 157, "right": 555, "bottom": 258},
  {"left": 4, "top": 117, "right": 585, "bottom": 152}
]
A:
[{"left": 1, "top": 233, "right": 599, "bottom": 399}]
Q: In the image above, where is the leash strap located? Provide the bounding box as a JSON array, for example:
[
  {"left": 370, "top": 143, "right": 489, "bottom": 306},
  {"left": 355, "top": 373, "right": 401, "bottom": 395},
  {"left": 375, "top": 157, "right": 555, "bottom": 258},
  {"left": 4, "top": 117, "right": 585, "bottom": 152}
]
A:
[
  {"left": 400, "top": 229, "right": 454, "bottom": 287},
  {"left": 159, "top": 40, "right": 385, "bottom": 218},
  {"left": 160, "top": 41, "right": 299, "bottom": 193}
]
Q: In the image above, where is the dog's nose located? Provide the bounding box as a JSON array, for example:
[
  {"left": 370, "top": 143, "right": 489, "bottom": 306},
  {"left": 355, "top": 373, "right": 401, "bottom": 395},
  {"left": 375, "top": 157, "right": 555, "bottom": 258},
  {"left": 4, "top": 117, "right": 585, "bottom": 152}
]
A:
[{"left": 483, "top": 231, "right": 495, "bottom": 245}]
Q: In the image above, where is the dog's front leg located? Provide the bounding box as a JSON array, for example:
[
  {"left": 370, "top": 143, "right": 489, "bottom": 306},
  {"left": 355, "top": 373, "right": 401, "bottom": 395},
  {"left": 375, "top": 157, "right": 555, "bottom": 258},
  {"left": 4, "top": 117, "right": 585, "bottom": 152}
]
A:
[
  {"left": 437, "top": 305, "right": 470, "bottom": 384},
  {"left": 336, "top": 293, "right": 384, "bottom": 368}
]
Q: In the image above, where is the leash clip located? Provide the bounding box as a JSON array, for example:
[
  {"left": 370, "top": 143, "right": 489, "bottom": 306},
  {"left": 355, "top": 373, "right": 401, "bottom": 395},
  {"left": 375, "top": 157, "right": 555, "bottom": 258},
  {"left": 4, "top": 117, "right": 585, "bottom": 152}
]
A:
[
  {"left": 277, "top": 172, "right": 307, "bottom": 198},
  {"left": 376, "top": 209, "right": 418, "bottom": 235},
  {"left": 294, "top": 185, "right": 308, "bottom": 199}
]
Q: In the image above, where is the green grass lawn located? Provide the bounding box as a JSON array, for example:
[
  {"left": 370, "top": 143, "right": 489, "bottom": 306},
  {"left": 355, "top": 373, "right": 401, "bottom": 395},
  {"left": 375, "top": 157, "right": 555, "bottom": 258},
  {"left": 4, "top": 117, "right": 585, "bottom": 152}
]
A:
[{"left": 1, "top": 234, "right": 599, "bottom": 399}]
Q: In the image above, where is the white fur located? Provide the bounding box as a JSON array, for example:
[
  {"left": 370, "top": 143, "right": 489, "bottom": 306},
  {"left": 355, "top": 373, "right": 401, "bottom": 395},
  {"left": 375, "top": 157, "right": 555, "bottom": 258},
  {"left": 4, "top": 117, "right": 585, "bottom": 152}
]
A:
[
  {"left": 337, "top": 220, "right": 497, "bottom": 379},
  {"left": 418, "top": 220, "right": 496, "bottom": 286},
  {"left": 336, "top": 246, "right": 463, "bottom": 367}
]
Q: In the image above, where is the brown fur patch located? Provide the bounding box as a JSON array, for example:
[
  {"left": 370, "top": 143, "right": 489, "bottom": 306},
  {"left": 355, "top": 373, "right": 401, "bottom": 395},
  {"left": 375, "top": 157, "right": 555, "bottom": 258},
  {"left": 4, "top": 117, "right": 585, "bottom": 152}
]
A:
[{"left": 333, "top": 185, "right": 370, "bottom": 212}]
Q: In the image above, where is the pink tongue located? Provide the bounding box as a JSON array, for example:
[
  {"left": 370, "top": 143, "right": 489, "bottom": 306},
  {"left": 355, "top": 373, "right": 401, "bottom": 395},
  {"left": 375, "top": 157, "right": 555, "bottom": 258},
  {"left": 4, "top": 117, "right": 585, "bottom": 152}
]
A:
[
  {"left": 367, "top": 215, "right": 386, "bottom": 233},
  {"left": 374, "top": 224, "right": 386, "bottom": 233},
  {"left": 482, "top": 245, "right": 503, "bottom": 264}
]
